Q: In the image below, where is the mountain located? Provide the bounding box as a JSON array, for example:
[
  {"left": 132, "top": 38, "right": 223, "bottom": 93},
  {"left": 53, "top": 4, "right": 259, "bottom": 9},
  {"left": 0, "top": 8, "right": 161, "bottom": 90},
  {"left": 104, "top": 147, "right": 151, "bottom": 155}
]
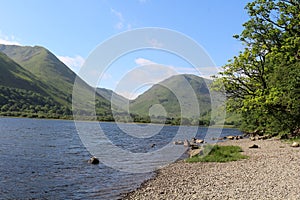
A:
[
  {"left": 0, "top": 51, "right": 70, "bottom": 118},
  {"left": 0, "top": 44, "right": 238, "bottom": 125},
  {"left": 96, "top": 88, "right": 128, "bottom": 109},
  {"left": 129, "top": 74, "right": 212, "bottom": 124},
  {"left": 0, "top": 51, "right": 45, "bottom": 93},
  {"left": 0, "top": 44, "right": 112, "bottom": 120}
]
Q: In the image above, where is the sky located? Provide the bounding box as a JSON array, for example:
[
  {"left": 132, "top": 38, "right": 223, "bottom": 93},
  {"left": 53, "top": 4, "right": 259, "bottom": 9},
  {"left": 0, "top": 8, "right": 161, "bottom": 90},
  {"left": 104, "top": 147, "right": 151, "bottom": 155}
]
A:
[{"left": 0, "top": 0, "right": 250, "bottom": 99}]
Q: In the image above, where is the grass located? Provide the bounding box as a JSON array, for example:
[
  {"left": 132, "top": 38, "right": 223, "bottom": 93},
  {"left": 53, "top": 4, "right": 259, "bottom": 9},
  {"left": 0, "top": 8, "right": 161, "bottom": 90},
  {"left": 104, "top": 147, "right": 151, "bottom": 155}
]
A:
[
  {"left": 186, "top": 145, "right": 249, "bottom": 163},
  {"left": 283, "top": 136, "right": 300, "bottom": 144}
]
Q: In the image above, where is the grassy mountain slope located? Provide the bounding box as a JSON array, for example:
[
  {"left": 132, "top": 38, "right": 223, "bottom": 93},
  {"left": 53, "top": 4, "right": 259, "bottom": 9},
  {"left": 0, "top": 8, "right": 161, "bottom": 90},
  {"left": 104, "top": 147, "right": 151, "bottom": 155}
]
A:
[
  {"left": 0, "top": 52, "right": 72, "bottom": 118},
  {"left": 0, "top": 44, "right": 112, "bottom": 119},
  {"left": 0, "top": 52, "right": 44, "bottom": 93},
  {"left": 0, "top": 45, "right": 82, "bottom": 105},
  {"left": 130, "top": 74, "right": 212, "bottom": 119},
  {"left": 129, "top": 74, "right": 239, "bottom": 126}
]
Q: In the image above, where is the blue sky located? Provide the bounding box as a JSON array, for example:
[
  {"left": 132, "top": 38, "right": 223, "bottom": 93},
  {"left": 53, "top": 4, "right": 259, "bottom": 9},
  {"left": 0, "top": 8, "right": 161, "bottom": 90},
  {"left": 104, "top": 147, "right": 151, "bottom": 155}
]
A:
[{"left": 0, "top": 0, "right": 250, "bottom": 98}]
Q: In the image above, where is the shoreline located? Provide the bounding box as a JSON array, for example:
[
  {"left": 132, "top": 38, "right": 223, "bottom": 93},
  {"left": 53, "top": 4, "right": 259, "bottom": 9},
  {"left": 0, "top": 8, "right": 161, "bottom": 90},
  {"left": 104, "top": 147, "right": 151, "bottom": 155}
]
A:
[
  {"left": 123, "top": 138, "right": 300, "bottom": 199},
  {"left": 0, "top": 115, "right": 237, "bottom": 128}
]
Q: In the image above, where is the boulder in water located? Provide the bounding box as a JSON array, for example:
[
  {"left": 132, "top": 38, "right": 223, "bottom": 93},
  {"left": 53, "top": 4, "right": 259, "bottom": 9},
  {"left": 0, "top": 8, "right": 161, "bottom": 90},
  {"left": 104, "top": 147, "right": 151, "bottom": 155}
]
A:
[
  {"left": 88, "top": 156, "right": 100, "bottom": 164},
  {"left": 173, "top": 141, "right": 184, "bottom": 145}
]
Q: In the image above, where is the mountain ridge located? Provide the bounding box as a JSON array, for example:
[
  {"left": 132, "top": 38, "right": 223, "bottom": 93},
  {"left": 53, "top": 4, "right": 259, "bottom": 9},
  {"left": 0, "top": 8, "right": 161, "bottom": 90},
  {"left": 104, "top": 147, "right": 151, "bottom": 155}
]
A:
[
  {"left": 0, "top": 44, "right": 112, "bottom": 120},
  {"left": 0, "top": 44, "right": 239, "bottom": 126}
]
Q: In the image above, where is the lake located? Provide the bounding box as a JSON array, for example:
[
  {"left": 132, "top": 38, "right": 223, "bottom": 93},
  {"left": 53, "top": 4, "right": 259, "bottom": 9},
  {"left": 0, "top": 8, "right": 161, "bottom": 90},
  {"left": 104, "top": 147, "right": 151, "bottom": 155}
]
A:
[{"left": 0, "top": 117, "right": 242, "bottom": 199}]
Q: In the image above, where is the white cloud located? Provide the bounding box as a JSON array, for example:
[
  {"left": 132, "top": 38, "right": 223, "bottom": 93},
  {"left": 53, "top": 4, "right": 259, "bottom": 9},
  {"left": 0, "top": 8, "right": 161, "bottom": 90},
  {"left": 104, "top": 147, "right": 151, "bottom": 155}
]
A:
[
  {"left": 110, "top": 8, "right": 133, "bottom": 30},
  {"left": 134, "top": 57, "right": 156, "bottom": 66},
  {"left": 114, "top": 58, "right": 178, "bottom": 99},
  {"left": 0, "top": 32, "right": 21, "bottom": 45},
  {"left": 111, "top": 8, "right": 125, "bottom": 30},
  {"left": 0, "top": 38, "right": 21, "bottom": 45},
  {"left": 115, "top": 22, "right": 124, "bottom": 30},
  {"left": 58, "top": 55, "right": 85, "bottom": 74},
  {"left": 111, "top": 8, "right": 124, "bottom": 22},
  {"left": 134, "top": 57, "right": 219, "bottom": 79}
]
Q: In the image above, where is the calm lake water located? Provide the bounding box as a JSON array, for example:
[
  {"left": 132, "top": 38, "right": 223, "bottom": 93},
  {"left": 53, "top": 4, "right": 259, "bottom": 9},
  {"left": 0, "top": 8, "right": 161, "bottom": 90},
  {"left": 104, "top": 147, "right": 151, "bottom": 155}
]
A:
[{"left": 0, "top": 117, "right": 242, "bottom": 199}]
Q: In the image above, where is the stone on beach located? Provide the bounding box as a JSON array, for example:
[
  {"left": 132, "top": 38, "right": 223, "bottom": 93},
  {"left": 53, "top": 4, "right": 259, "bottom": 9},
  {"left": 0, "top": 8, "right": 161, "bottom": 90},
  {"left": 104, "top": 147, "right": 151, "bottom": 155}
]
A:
[
  {"left": 291, "top": 142, "right": 300, "bottom": 147},
  {"left": 226, "top": 135, "right": 235, "bottom": 140},
  {"left": 124, "top": 139, "right": 300, "bottom": 200},
  {"left": 195, "top": 139, "right": 204, "bottom": 144},
  {"left": 249, "top": 144, "right": 259, "bottom": 148},
  {"left": 188, "top": 148, "right": 202, "bottom": 158},
  {"left": 183, "top": 139, "right": 190, "bottom": 147}
]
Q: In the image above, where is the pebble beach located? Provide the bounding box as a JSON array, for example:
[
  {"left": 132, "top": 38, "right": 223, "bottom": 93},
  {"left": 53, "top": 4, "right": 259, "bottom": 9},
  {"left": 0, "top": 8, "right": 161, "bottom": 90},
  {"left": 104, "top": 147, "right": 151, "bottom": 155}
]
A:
[{"left": 124, "top": 138, "right": 300, "bottom": 200}]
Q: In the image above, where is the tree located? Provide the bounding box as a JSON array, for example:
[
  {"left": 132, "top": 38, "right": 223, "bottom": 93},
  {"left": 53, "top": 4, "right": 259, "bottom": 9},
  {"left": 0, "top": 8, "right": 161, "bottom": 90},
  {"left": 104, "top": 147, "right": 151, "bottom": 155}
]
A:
[{"left": 212, "top": 0, "right": 300, "bottom": 136}]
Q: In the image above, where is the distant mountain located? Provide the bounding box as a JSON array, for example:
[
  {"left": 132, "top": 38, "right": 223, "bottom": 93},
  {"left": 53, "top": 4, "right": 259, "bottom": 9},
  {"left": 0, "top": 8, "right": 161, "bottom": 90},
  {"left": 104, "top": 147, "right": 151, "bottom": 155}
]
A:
[
  {"left": 0, "top": 44, "right": 112, "bottom": 120},
  {"left": 130, "top": 74, "right": 212, "bottom": 122},
  {"left": 0, "top": 44, "right": 239, "bottom": 125},
  {"left": 96, "top": 88, "right": 128, "bottom": 109}
]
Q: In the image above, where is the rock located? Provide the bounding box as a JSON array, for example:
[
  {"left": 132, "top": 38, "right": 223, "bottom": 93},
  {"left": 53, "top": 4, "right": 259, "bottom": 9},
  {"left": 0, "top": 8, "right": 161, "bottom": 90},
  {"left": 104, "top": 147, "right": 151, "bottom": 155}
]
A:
[
  {"left": 189, "top": 148, "right": 202, "bottom": 158},
  {"left": 236, "top": 135, "right": 243, "bottom": 140},
  {"left": 195, "top": 139, "right": 204, "bottom": 144},
  {"left": 191, "top": 137, "right": 197, "bottom": 143},
  {"left": 227, "top": 136, "right": 235, "bottom": 140},
  {"left": 184, "top": 139, "right": 190, "bottom": 147},
  {"left": 173, "top": 141, "right": 184, "bottom": 145},
  {"left": 250, "top": 137, "right": 256, "bottom": 141},
  {"left": 249, "top": 144, "right": 259, "bottom": 149},
  {"left": 291, "top": 142, "right": 300, "bottom": 147},
  {"left": 190, "top": 144, "right": 199, "bottom": 150},
  {"left": 88, "top": 156, "right": 100, "bottom": 164},
  {"left": 258, "top": 135, "right": 271, "bottom": 140}
]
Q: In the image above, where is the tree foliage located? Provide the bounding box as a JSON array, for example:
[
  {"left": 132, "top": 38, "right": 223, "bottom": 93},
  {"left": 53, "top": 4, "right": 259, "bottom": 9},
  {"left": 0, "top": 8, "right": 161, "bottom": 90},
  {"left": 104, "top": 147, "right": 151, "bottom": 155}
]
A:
[{"left": 213, "top": 0, "right": 300, "bottom": 135}]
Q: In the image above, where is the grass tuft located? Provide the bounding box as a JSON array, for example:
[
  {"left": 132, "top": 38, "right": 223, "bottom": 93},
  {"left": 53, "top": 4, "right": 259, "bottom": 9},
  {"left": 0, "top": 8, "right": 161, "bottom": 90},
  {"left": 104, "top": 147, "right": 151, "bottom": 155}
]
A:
[
  {"left": 186, "top": 145, "right": 248, "bottom": 163},
  {"left": 284, "top": 136, "right": 300, "bottom": 144}
]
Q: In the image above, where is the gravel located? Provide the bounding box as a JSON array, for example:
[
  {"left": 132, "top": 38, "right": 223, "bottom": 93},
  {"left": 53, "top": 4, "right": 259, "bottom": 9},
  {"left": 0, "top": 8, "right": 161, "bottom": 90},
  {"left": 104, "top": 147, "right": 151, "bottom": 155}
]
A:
[{"left": 123, "top": 138, "right": 300, "bottom": 200}]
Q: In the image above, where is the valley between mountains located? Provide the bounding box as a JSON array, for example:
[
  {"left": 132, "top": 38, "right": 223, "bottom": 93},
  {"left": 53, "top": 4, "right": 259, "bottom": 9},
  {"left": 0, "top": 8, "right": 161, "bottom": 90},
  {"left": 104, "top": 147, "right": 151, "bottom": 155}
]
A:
[{"left": 0, "top": 44, "right": 238, "bottom": 126}]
